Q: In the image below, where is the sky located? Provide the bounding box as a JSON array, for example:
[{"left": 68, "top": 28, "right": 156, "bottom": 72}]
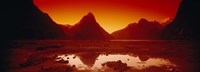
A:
[{"left": 34, "top": 0, "right": 181, "bottom": 33}]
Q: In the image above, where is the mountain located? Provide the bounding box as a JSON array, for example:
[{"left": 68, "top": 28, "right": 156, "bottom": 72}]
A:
[
  {"left": 161, "top": 18, "right": 173, "bottom": 27},
  {"left": 161, "top": 0, "right": 200, "bottom": 40},
  {"left": 60, "top": 12, "right": 113, "bottom": 40},
  {"left": 58, "top": 24, "right": 71, "bottom": 38},
  {"left": 111, "top": 18, "right": 163, "bottom": 39},
  {"left": 3, "top": 0, "right": 67, "bottom": 40}
]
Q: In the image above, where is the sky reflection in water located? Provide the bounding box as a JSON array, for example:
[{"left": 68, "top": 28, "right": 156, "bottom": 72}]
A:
[{"left": 55, "top": 53, "right": 176, "bottom": 71}]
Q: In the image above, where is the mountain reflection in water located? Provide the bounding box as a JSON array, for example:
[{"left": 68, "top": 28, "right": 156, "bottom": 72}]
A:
[
  {"left": 7, "top": 40, "right": 195, "bottom": 72},
  {"left": 55, "top": 53, "right": 177, "bottom": 72}
]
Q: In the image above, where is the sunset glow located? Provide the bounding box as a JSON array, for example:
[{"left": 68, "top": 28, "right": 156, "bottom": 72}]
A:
[{"left": 34, "top": 0, "right": 181, "bottom": 33}]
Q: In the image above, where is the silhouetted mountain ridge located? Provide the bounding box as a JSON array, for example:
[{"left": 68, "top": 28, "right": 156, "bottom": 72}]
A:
[
  {"left": 3, "top": 0, "right": 67, "bottom": 40},
  {"left": 111, "top": 18, "right": 163, "bottom": 39},
  {"left": 161, "top": 0, "right": 200, "bottom": 40},
  {"left": 60, "top": 12, "right": 113, "bottom": 40}
]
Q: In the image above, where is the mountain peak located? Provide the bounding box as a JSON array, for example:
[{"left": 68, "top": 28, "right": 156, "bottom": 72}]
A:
[
  {"left": 79, "top": 12, "right": 96, "bottom": 23},
  {"left": 138, "top": 18, "right": 149, "bottom": 24},
  {"left": 87, "top": 12, "right": 95, "bottom": 17},
  {"left": 68, "top": 12, "right": 113, "bottom": 40}
]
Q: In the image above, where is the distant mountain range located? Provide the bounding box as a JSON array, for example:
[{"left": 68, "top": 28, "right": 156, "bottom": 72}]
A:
[
  {"left": 3, "top": 0, "right": 113, "bottom": 40},
  {"left": 3, "top": 0, "right": 167, "bottom": 40},
  {"left": 4, "top": 0, "right": 199, "bottom": 40},
  {"left": 111, "top": 19, "right": 163, "bottom": 39}
]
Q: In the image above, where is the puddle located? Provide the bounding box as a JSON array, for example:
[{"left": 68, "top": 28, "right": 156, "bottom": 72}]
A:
[{"left": 55, "top": 53, "right": 177, "bottom": 71}]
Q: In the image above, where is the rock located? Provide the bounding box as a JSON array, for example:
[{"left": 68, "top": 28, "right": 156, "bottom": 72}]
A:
[{"left": 102, "top": 60, "right": 130, "bottom": 72}]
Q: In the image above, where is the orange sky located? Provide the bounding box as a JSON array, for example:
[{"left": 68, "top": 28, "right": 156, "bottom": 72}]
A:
[{"left": 34, "top": 0, "right": 181, "bottom": 33}]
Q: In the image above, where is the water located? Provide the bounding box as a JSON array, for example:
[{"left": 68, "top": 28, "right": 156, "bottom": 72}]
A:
[
  {"left": 55, "top": 53, "right": 177, "bottom": 72},
  {"left": 7, "top": 40, "right": 196, "bottom": 72}
]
